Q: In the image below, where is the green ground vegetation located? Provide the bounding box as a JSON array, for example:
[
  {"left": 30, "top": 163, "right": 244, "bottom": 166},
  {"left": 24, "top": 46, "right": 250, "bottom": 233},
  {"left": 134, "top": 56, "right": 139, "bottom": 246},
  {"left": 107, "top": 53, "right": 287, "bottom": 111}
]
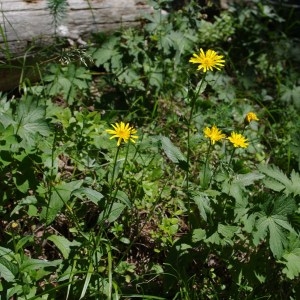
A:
[{"left": 0, "top": 0, "right": 300, "bottom": 299}]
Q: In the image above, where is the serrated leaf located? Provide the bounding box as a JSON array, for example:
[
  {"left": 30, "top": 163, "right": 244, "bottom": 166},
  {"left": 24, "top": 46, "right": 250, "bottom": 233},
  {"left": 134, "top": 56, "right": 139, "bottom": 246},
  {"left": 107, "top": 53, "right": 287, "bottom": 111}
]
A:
[
  {"left": 280, "top": 234, "right": 300, "bottom": 279},
  {"left": 253, "top": 195, "right": 296, "bottom": 258},
  {"left": 15, "top": 98, "right": 50, "bottom": 147},
  {"left": 218, "top": 224, "right": 239, "bottom": 239},
  {"left": 281, "top": 248, "right": 300, "bottom": 279},
  {"left": 280, "top": 85, "right": 300, "bottom": 108},
  {"left": 263, "top": 178, "right": 285, "bottom": 192},
  {"left": 259, "top": 164, "right": 300, "bottom": 196},
  {"left": 233, "top": 172, "right": 265, "bottom": 187},
  {"left": 192, "top": 228, "right": 206, "bottom": 243},
  {"left": 92, "top": 37, "right": 119, "bottom": 67},
  {"left": 259, "top": 164, "right": 290, "bottom": 187},
  {"left": 290, "top": 170, "right": 300, "bottom": 195},
  {"left": 268, "top": 218, "right": 287, "bottom": 258},
  {"left": 0, "top": 112, "right": 15, "bottom": 128},
  {"left": 216, "top": 224, "right": 239, "bottom": 246},
  {"left": 47, "top": 235, "right": 80, "bottom": 259},
  {"left": 206, "top": 231, "right": 222, "bottom": 245}
]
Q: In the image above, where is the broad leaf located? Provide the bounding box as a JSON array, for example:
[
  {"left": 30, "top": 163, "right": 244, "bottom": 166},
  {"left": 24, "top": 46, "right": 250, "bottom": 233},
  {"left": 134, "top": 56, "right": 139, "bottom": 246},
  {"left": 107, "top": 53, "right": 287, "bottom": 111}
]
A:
[
  {"left": 98, "top": 202, "right": 126, "bottom": 224},
  {"left": 280, "top": 234, "right": 300, "bottom": 279},
  {"left": 40, "top": 180, "right": 83, "bottom": 224},
  {"left": 15, "top": 97, "right": 50, "bottom": 147},
  {"left": 193, "top": 192, "right": 212, "bottom": 222},
  {"left": 47, "top": 235, "right": 80, "bottom": 259},
  {"left": 252, "top": 195, "right": 296, "bottom": 258},
  {"left": 72, "top": 187, "right": 104, "bottom": 205},
  {"left": 259, "top": 164, "right": 300, "bottom": 196},
  {"left": 160, "top": 136, "right": 187, "bottom": 170},
  {"left": 20, "top": 257, "right": 62, "bottom": 272},
  {"left": 229, "top": 172, "right": 264, "bottom": 202},
  {"left": 0, "top": 257, "right": 18, "bottom": 282}
]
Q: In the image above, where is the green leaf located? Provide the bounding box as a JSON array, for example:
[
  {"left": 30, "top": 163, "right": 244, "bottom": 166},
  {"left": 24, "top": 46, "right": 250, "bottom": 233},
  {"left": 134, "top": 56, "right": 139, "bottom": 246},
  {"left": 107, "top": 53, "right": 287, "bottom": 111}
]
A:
[
  {"left": 229, "top": 172, "right": 265, "bottom": 202},
  {"left": 192, "top": 228, "right": 206, "bottom": 243},
  {"left": 280, "top": 84, "right": 300, "bottom": 108},
  {"left": 282, "top": 248, "right": 300, "bottom": 279},
  {"left": 217, "top": 224, "right": 240, "bottom": 246},
  {"left": 91, "top": 37, "right": 120, "bottom": 67},
  {"left": 72, "top": 187, "right": 104, "bottom": 205},
  {"left": 10, "top": 195, "right": 37, "bottom": 216},
  {"left": 15, "top": 97, "right": 50, "bottom": 147},
  {"left": 98, "top": 202, "right": 126, "bottom": 224},
  {"left": 218, "top": 224, "right": 239, "bottom": 239},
  {"left": 20, "top": 258, "right": 62, "bottom": 272},
  {"left": 233, "top": 172, "right": 265, "bottom": 187},
  {"left": 258, "top": 164, "right": 300, "bottom": 196},
  {"left": 290, "top": 170, "right": 300, "bottom": 195},
  {"left": 47, "top": 235, "right": 80, "bottom": 259},
  {"left": 0, "top": 257, "right": 17, "bottom": 282},
  {"left": 16, "top": 236, "right": 34, "bottom": 252},
  {"left": 252, "top": 195, "right": 296, "bottom": 258},
  {"left": 160, "top": 136, "right": 187, "bottom": 170},
  {"left": 193, "top": 192, "right": 212, "bottom": 222},
  {"left": 40, "top": 180, "right": 83, "bottom": 224},
  {"left": 280, "top": 234, "right": 300, "bottom": 279},
  {"left": 206, "top": 231, "right": 222, "bottom": 245},
  {"left": 115, "top": 190, "right": 131, "bottom": 208}
]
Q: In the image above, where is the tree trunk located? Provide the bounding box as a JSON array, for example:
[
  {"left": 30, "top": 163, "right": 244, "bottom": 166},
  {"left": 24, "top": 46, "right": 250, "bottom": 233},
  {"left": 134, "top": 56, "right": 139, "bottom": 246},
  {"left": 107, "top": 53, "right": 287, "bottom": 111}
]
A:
[{"left": 0, "top": 0, "right": 152, "bottom": 58}]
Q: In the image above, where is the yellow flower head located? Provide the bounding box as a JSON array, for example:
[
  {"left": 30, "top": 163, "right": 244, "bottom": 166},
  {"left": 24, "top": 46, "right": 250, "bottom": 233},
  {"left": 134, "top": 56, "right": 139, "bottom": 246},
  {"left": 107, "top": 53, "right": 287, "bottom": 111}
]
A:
[
  {"left": 203, "top": 125, "right": 226, "bottom": 145},
  {"left": 227, "top": 132, "right": 248, "bottom": 148},
  {"left": 189, "top": 48, "right": 225, "bottom": 72},
  {"left": 11, "top": 222, "right": 19, "bottom": 229},
  {"left": 106, "top": 122, "right": 138, "bottom": 146},
  {"left": 245, "top": 112, "right": 259, "bottom": 124}
]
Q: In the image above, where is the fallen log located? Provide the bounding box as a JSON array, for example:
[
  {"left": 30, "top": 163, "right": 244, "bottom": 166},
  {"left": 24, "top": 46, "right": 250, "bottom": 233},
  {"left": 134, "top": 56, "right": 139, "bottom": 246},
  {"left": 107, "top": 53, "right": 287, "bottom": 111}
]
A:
[{"left": 0, "top": 0, "right": 152, "bottom": 58}]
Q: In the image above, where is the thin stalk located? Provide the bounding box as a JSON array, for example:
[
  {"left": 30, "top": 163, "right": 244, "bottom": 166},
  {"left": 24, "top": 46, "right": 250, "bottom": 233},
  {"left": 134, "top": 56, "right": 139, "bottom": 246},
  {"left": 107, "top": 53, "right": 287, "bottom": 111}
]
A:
[
  {"left": 90, "top": 142, "right": 131, "bottom": 298},
  {"left": 186, "top": 74, "right": 206, "bottom": 224},
  {"left": 102, "top": 141, "right": 131, "bottom": 223},
  {"left": 202, "top": 141, "right": 212, "bottom": 189}
]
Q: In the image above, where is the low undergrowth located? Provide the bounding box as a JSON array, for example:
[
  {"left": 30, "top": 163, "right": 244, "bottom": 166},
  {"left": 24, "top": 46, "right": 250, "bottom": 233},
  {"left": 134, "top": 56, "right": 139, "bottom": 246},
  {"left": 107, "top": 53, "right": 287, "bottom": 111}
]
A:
[{"left": 0, "top": 0, "right": 300, "bottom": 299}]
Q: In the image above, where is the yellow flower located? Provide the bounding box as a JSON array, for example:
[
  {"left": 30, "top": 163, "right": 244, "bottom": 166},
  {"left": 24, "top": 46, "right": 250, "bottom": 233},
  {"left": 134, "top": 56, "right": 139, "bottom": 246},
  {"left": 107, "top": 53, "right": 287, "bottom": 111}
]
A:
[
  {"left": 11, "top": 222, "right": 19, "bottom": 229},
  {"left": 227, "top": 132, "right": 248, "bottom": 148},
  {"left": 189, "top": 48, "right": 225, "bottom": 72},
  {"left": 245, "top": 112, "right": 259, "bottom": 124},
  {"left": 106, "top": 122, "right": 138, "bottom": 146},
  {"left": 203, "top": 125, "right": 226, "bottom": 144}
]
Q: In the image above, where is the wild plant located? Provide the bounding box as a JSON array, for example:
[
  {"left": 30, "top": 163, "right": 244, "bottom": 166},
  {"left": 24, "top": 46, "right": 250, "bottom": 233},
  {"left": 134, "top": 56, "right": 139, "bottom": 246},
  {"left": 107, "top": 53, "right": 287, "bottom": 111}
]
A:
[{"left": 0, "top": 0, "right": 300, "bottom": 299}]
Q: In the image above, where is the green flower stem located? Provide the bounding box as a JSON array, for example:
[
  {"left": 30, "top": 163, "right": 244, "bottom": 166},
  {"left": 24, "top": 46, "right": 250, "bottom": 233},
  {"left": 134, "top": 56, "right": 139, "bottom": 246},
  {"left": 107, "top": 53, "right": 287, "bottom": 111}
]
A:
[
  {"left": 228, "top": 147, "right": 236, "bottom": 166},
  {"left": 85, "top": 143, "right": 130, "bottom": 297},
  {"left": 202, "top": 141, "right": 212, "bottom": 189},
  {"left": 103, "top": 139, "right": 132, "bottom": 224},
  {"left": 102, "top": 145, "right": 121, "bottom": 222},
  {"left": 186, "top": 74, "right": 206, "bottom": 225}
]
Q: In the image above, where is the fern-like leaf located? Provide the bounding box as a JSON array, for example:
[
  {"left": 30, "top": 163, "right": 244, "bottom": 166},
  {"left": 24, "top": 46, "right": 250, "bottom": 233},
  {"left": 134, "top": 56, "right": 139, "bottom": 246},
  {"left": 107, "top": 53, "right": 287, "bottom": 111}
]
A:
[
  {"left": 258, "top": 164, "right": 300, "bottom": 196},
  {"left": 47, "top": 0, "right": 68, "bottom": 30},
  {"left": 252, "top": 194, "right": 296, "bottom": 258}
]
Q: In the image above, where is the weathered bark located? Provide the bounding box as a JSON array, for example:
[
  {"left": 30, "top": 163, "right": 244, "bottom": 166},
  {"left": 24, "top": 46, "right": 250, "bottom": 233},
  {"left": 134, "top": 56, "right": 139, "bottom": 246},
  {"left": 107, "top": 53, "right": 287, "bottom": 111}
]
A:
[{"left": 0, "top": 0, "right": 152, "bottom": 57}]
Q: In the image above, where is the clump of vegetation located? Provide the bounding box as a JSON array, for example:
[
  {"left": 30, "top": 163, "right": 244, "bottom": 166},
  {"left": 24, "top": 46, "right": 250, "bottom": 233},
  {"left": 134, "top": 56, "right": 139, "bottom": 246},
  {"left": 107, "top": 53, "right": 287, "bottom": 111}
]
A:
[{"left": 0, "top": 0, "right": 300, "bottom": 299}]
